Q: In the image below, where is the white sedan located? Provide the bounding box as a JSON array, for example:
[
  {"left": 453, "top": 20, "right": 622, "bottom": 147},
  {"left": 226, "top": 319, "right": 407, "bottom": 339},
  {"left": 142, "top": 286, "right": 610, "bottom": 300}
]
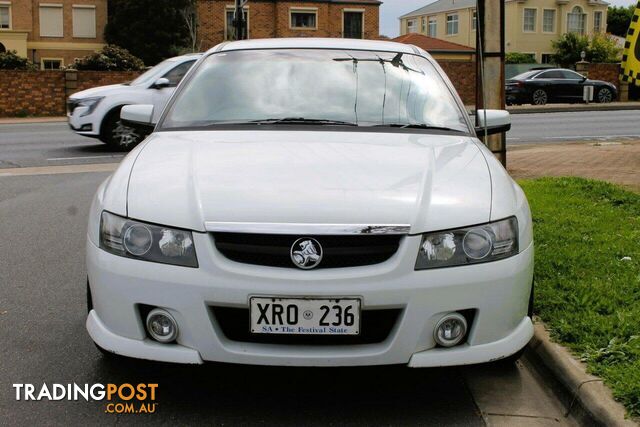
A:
[{"left": 86, "top": 38, "right": 534, "bottom": 367}]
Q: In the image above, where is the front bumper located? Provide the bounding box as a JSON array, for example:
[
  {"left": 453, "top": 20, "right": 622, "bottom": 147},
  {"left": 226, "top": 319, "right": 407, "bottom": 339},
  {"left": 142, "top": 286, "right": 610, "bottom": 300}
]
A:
[
  {"left": 86, "top": 234, "right": 534, "bottom": 367},
  {"left": 68, "top": 108, "right": 100, "bottom": 137},
  {"left": 505, "top": 88, "right": 528, "bottom": 104}
]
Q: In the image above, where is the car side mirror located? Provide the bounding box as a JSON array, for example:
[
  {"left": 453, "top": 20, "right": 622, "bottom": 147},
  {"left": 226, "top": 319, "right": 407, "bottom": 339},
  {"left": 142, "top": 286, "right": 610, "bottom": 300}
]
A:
[
  {"left": 121, "top": 104, "right": 155, "bottom": 127},
  {"left": 152, "top": 77, "right": 171, "bottom": 89},
  {"left": 475, "top": 109, "right": 511, "bottom": 136}
]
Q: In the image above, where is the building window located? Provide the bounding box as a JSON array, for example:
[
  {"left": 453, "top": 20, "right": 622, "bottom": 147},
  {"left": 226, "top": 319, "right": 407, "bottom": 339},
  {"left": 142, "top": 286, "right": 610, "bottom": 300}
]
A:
[
  {"left": 290, "top": 9, "right": 317, "bottom": 30},
  {"left": 225, "top": 8, "right": 249, "bottom": 40},
  {"left": 541, "top": 54, "right": 554, "bottom": 64},
  {"left": 593, "top": 11, "right": 602, "bottom": 33},
  {"left": 39, "top": 4, "right": 63, "bottom": 37},
  {"left": 567, "top": 6, "right": 585, "bottom": 34},
  {"left": 446, "top": 13, "right": 458, "bottom": 35},
  {"left": 523, "top": 8, "right": 537, "bottom": 32},
  {"left": 0, "top": 4, "right": 10, "bottom": 29},
  {"left": 41, "top": 58, "right": 62, "bottom": 70},
  {"left": 428, "top": 17, "right": 437, "bottom": 37},
  {"left": 0, "top": 42, "right": 5, "bottom": 53},
  {"left": 472, "top": 10, "right": 477, "bottom": 30},
  {"left": 421, "top": 17, "right": 426, "bottom": 33},
  {"left": 343, "top": 11, "right": 363, "bottom": 39},
  {"left": 543, "top": 9, "right": 555, "bottom": 32},
  {"left": 72, "top": 5, "right": 96, "bottom": 38},
  {"left": 407, "top": 19, "right": 417, "bottom": 33}
]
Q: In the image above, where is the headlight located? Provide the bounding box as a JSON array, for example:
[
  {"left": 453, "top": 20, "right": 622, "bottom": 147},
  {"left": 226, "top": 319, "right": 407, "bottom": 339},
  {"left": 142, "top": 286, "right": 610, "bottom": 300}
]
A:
[
  {"left": 77, "top": 96, "right": 104, "bottom": 116},
  {"left": 415, "top": 217, "right": 518, "bottom": 270},
  {"left": 100, "top": 211, "right": 198, "bottom": 267}
]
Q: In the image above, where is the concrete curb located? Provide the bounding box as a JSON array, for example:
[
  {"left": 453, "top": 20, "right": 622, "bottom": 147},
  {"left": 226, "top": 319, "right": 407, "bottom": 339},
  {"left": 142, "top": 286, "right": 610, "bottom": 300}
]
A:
[
  {"left": 528, "top": 322, "right": 637, "bottom": 426},
  {"left": 508, "top": 104, "right": 640, "bottom": 114},
  {"left": 0, "top": 116, "right": 67, "bottom": 124},
  {"left": 465, "top": 103, "right": 640, "bottom": 115}
]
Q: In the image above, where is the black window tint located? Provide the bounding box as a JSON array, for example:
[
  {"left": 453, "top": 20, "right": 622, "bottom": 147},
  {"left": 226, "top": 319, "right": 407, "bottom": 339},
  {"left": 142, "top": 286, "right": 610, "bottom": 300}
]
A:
[
  {"left": 163, "top": 61, "right": 196, "bottom": 86},
  {"left": 537, "top": 70, "right": 563, "bottom": 79},
  {"left": 559, "top": 70, "right": 583, "bottom": 79}
]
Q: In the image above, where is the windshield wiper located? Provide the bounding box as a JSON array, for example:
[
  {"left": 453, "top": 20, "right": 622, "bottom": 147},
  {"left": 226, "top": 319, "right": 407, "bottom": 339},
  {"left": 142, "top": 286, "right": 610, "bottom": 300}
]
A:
[
  {"left": 373, "top": 123, "right": 465, "bottom": 132},
  {"left": 249, "top": 117, "right": 358, "bottom": 126}
]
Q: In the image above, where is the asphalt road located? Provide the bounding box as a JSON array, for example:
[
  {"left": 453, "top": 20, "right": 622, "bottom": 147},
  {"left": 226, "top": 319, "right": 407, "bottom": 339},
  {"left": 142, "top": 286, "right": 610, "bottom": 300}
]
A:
[
  {"left": 1, "top": 109, "right": 639, "bottom": 169},
  {"left": 507, "top": 110, "right": 640, "bottom": 144},
  {"left": 0, "top": 171, "right": 576, "bottom": 425}
]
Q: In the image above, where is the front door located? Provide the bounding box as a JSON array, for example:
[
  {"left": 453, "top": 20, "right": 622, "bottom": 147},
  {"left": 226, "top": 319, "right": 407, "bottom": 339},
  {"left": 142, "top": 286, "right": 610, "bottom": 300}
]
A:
[{"left": 559, "top": 70, "right": 587, "bottom": 101}]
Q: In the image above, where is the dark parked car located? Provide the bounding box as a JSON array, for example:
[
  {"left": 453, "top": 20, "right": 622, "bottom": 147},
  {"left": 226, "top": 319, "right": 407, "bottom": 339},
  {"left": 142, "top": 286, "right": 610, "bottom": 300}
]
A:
[{"left": 506, "top": 68, "right": 617, "bottom": 105}]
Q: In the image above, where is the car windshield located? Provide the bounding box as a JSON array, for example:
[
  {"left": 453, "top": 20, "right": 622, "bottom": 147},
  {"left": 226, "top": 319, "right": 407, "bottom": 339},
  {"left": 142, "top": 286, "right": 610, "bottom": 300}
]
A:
[
  {"left": 160, "top": 49, "right": 470, "bottom": 132},
  {"left": 129, "top": 59, "right": 181, "bottom": 86}
]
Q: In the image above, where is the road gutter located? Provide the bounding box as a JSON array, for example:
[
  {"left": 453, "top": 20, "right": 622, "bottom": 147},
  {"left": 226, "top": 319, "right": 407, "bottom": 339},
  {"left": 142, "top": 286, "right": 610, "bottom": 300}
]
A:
[
  {"left": 528, "top": 322, "right": 637, "bottom": 426},
  {"left": 0, "top": 163, "right": 118, "bottom": 177}
]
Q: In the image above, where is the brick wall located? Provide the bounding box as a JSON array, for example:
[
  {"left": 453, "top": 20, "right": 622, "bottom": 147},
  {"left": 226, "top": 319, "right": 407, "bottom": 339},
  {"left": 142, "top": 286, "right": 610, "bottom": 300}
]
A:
[
  {"left": 197, "top": 0, "right": 380, "bottom": 50},
  {"left": 585, "top": 63, "right": 621, "bottom": 91},
  {"left": 75, "top": 71, "right": 141, "bottom": 91},
  {"left": 437, "top": 60, "right": 476, "bottom": 105},
  {"left": 0, "top": 70, "right": 140, "bottom": 117},
  {"left": 0, "top": 71, "right": 66, "bottom": 116}
]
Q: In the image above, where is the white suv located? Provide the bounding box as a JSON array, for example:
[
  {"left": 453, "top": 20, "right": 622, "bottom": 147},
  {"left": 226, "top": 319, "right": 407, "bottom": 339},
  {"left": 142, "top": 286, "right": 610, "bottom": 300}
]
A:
[{"left": 67, "top": 53, "right": 202, "bottom": 149}]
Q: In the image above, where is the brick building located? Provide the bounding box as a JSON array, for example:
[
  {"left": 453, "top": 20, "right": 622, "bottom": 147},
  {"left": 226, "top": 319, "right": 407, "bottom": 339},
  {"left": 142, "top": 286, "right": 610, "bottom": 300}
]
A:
[
  {"left": 0, "top": 0, "right": 106, "bottom": 69},
  {"left": 197, "top": 0, "right": 381, "bottom": 50}
]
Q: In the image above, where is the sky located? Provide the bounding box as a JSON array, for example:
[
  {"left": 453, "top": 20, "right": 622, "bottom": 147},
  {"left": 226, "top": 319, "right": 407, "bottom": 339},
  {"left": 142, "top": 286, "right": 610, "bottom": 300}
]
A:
[{"left": 380, "top": 0, "right": 637, "bottom": 38}]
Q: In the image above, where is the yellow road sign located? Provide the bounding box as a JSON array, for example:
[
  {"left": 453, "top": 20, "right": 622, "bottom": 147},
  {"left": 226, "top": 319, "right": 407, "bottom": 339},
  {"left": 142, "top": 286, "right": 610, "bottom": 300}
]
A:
[{"left": 621, "top": 3, "right": 640, "bottom": 86}]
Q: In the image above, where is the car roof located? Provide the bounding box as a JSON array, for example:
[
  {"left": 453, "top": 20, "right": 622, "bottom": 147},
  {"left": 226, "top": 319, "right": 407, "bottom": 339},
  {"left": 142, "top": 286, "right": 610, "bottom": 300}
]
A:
[{"left": 211, "top": 38, "right": 419, "bottom": 55}]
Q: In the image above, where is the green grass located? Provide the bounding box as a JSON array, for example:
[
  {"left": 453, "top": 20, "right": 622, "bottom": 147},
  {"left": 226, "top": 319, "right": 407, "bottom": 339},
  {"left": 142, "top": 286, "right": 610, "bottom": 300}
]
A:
[{"left": 519, "top": 177, "right": 640, "bottom": 417}]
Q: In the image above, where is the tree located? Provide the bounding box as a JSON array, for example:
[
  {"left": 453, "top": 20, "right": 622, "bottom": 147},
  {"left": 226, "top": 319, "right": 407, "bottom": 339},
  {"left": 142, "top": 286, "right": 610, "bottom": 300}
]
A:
[
  {"left": 607, "top": 5, "right": 635, "bottom": 37},
  {"left": 551, "top": 32, "right": 622, "bottom": 66},
  {"left": 587, "top": 33, "right": 622, "bottom": 63},
  {"left": 506, "top": 52, "right": 537, "bottom": 64},
  {"left": 0, "top": 50, "right": 37, "bottom": 70},
  {"left": 105, "top": 0, "right": 195, "bottom": 66},
  {"left": 180, "top": 0, "right": 199, "bottom": 54},
  {"left": 71, "top": 45, "right": 145, "bottom": 71},
  {"left": 551, "top": 33, "right": 590, "bottom": 67}
]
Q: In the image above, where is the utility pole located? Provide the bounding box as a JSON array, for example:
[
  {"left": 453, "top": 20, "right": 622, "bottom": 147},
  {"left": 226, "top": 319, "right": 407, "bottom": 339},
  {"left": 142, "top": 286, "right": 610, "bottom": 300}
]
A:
[
  {"left": 475, "top": 0, "right": 506, "bottom": 166},
  {"left": 233, "top": 0, "right": 247, "bottom": 40}
]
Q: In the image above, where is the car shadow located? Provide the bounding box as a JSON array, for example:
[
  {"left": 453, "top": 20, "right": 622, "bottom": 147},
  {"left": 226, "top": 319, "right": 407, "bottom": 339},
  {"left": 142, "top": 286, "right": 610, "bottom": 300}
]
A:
[{"left": 89, "top": 355, "right": 485, "bottom": 425}]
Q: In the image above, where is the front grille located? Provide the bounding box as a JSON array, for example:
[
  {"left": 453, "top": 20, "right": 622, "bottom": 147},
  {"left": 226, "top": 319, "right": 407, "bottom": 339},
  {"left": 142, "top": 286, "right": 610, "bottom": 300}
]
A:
[
  {"left": 211, "top": 306, "right": 402, "bottom": 345},
  {"left": 212, "top": 233, "right": 402, "bottom": 269}
]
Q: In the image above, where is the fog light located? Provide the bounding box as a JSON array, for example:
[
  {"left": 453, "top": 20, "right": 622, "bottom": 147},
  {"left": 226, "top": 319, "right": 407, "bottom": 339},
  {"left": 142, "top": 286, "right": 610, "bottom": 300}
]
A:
[
  {"left": 146, "top": 308, "right": 178, "bottom": 343},
  {"left": 434, "top": 313, "right": 467, "bottom": 347}
]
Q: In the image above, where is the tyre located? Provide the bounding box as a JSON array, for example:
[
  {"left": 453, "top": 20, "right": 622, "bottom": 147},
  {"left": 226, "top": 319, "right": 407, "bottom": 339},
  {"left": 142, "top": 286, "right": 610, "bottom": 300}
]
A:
[
  {"left": 101, "top": 107, "right": 144, "bottom": 150},
  {"left": 531, "top": 89, "right": 548, "bottom": 105},
  {"left": 596, "top": 87, "right": 613, "bottom": 103}
]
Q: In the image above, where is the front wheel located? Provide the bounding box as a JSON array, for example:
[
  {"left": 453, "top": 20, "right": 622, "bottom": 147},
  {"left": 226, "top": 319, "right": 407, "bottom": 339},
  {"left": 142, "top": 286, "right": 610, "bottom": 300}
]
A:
[
  {"left": 596, "top": 87, "right": 613, "bottom": 103},
  {"left": 101, "top": 108, "right": 144, "bottom": 150},
  {"left": 531, "top": 89, "right": 548, "bottom": 105}
]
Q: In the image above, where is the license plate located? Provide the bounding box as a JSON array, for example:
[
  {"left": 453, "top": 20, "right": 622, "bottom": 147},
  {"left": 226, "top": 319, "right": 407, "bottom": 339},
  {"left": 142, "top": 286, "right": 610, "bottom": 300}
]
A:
[{"left": 250, "top": 297, "right": 361, "bottom": 335}]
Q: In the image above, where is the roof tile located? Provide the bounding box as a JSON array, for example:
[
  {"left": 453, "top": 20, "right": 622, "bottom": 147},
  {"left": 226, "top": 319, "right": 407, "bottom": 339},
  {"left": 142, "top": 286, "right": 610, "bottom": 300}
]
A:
[{"left": 393, "top": 33, "right": 475, "bottom": 52}]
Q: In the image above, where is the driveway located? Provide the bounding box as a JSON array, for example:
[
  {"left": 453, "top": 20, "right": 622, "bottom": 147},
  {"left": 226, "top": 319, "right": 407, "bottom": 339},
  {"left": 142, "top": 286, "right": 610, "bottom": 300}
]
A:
[{"left": 508, "top": 140, "right": 640, "bottom": 191}]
